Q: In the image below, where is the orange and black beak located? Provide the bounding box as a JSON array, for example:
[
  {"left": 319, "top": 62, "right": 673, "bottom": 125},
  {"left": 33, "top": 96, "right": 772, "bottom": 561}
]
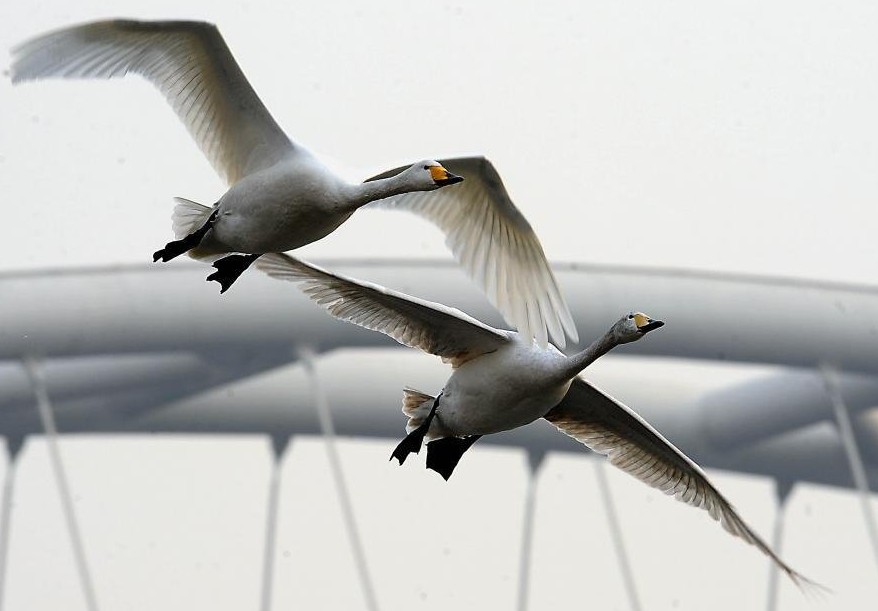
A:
[
  {"left": 633, "top": 312, "right": 665, "bottom": 334},
  {"left": 430, "top": 165, "right": 464, "bottom": 186}
]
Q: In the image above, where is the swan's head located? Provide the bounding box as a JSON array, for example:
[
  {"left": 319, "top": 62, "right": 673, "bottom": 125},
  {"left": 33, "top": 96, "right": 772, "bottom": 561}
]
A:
[
  {"left": 613, "top": 312, "right": 664, "bottom": 344},
  {"left": 410, "top": 160, "right": 464, "bottom": 190},
  {"left": 363, "top": 160, "right": 464, "bottom": 193}
]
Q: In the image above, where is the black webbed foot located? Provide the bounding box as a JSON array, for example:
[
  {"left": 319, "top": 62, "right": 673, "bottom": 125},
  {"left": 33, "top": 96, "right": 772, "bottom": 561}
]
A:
[
  {"left": 153, "top": 209, "right": 218, "bottom": 262},
  {"left": 426, "top": 435, "right": 482, "bottom": 480},
  {"left": 206, "top": 253, "right": 262, "bottom": 293},
  {"left": 390, "top": 394, "right": 441, "bottom": 465}
]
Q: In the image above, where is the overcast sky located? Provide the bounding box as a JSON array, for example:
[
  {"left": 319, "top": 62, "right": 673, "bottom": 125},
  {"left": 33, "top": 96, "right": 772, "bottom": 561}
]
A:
[
  {"left": 1, "top": 0, "right": 876, "bottom": 282},
  {"left": 1, "top": 1, "right": 877, "bottom": 610}
]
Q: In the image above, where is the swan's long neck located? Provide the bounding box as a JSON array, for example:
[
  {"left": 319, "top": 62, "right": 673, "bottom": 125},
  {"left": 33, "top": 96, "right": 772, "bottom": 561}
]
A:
[
  {"left": 346, "top": 171, "right": 419, "bottom": 208},
  {"left": 557, "top": 329, "right": 619, "bottom": 381}
]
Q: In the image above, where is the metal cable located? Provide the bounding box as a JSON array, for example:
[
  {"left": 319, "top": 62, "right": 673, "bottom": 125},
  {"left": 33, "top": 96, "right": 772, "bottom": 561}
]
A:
[
  {"left": 0, "top": 445, "right": 18, "bottom": 611},
  {"left": 820, "top": 364, "right": 878, "bottom": 569},
  {"left": 515, "top": 464, "right": 539, "bottom": 611},
  {"left": 23, "top": 357, "right": 100, "bottom": 611},
  {"left": 764, "top": 498, "right": 787, "bottom": 611},
  {"left": 594, "top": 460, "right": 642, "bottom": 611},
  {"left": 259, "top": 456, "right": 282, "bottom": 611},
  {"left": 299, "top": 348, "right": 379, "bottom": 611}
]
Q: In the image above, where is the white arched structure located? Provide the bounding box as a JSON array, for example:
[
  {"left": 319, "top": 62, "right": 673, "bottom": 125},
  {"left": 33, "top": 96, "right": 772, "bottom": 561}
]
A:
[
  {"left": 1, "top": 260, "right": 877, "bottom": 611},
  {"left": 2, "top": 260, "right": 877, "bottom": 488}
]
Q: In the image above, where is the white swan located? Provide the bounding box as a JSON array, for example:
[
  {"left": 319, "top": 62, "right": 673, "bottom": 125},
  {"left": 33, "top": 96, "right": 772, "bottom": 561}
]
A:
[
  {"left": 10, "top": 19, "right": 577, "bottom": 348},
  {"left": 256, "top": 252, "right": 817, "bottom": 589}
]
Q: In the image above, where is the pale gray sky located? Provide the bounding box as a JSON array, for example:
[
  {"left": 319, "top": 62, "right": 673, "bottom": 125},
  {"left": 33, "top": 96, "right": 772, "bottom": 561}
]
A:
[
  {"left": 1, "top": 1, "right": 877, "bottom": 609},
  {"left": 1, "top": 0, "right": 876, "bottom": 281}
]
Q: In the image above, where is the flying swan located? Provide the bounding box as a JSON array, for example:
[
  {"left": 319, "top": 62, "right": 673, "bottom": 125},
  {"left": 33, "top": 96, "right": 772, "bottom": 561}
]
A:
[
  {"left": 10, "top": 19, "right": 577, "bottom": 348},
  {"left": 256, "top": 252, "right": 819, "bottom": 589}
]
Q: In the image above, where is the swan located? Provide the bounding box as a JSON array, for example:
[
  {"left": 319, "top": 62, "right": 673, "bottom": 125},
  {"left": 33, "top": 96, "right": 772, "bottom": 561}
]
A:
[
  {"left": 10, "top": 19, "right": 577, "bottom": 348},
  {"left": 255, "top": 252, "right": 818, "bottom": 589}
]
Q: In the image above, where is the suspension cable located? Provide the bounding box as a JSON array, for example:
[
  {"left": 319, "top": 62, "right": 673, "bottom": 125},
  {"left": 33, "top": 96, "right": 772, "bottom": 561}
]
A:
[
  {"left": 23, "top": 357, "right": 100, "bottom": 611},
  {"left": 515, "top": 457, "right": 540, "bottom": 611},
  {"left": 820, "top": 363, "right": 878, "bottom": 569},
  {"left": 299, "top": 348, "right": 379, "bottom": 611},
  {"left": 259, "top": 451, "right": 283, "bottom": 611},
  {"left": 594, "top": 459, "right": 642, "bottom": 611},
  {"left": 0, "top": 442, "right": 19, "bottom": 611}
]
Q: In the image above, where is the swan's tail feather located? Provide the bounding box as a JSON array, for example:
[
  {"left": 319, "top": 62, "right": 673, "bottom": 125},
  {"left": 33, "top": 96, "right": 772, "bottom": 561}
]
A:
[
  {"left": 401, "top": 388, "right": 436, "bottom": 434},
  {"left": 170, "top": 197, "right": 226, "bottom": 261},
  {"left": 171, "top": 197, "right": 214, "bottom": 240}
]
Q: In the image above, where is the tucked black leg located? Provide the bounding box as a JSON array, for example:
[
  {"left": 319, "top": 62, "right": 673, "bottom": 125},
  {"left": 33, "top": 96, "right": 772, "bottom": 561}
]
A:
[
  {"left": 390, "top": 394, "right": 441, "bottom": 465},
  {"left": 426, "top": 435, "right": 482, "bottom": 480},
  {"left": 206, "top": 253, "right": 262, "bottom": 293},
  {"left": 153, "top": 209, "right": 218, "bottom": 262}
]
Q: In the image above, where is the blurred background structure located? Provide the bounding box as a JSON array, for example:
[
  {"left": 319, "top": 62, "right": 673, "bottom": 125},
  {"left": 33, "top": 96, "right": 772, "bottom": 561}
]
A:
[
  {"left": 2, "top": 1, "right": 877, "bottom": 609},
  {"left": 2, "top": 262, "right": 878, "bottom": 610}
]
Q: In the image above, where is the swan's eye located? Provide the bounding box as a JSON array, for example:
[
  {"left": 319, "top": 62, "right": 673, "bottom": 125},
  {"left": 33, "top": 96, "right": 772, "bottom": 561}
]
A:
[
  {"left": 423, "top": 165, "right": 430, "bottom": 170},
  {"left": 627, "top": 314, "right": 634, "bottom": 319}
]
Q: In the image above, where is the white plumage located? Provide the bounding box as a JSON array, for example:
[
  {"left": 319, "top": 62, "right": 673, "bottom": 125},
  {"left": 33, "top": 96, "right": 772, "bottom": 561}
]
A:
[
  {"left": 11, "top": 19, "right": 577, "bottom": 347},
  {"left": 256, "top": 252, "right": 819, "bottom": 590}
]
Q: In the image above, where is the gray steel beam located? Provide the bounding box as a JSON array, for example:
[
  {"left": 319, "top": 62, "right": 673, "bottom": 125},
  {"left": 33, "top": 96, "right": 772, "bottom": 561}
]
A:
[{"left": 3, "top": 261, "right": 878, "bottom": 376}]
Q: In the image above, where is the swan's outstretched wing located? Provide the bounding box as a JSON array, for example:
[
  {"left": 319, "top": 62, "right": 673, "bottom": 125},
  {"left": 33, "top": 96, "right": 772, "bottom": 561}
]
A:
[
  {"left": 544, "top": 377, "right": 817, "bottom": 588},
  {"left": 365, "top": 156, "right": 577, "bottom": 350},
  {"left": 11, "top": 20, "right": 294, "bottom": 185},
  {"left": 257, "top": 254, "right": 509, "bottom": 367}
]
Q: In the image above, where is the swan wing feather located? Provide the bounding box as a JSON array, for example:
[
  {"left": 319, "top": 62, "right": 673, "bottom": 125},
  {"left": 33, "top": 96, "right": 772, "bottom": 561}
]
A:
[
  {"left": 365, "top": 156, "right": 577, "bottom": 349},
  {"left": 12, "top": 19, "right": 295, "bottom": 185},
  {"left": 257, "top": 253, "right": 509, "bottom": 366},
  {"left": 544, "top": 377, "right": 819, "bottom": 589}
]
